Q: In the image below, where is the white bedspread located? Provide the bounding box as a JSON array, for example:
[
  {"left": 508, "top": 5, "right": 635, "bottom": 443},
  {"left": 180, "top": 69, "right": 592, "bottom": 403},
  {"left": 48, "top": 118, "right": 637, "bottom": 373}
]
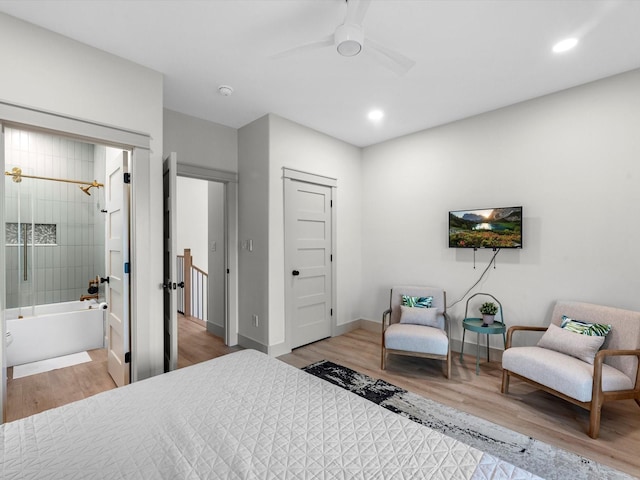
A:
[{"left": 1, "top": 349, "right": 542, "bottom": 479}]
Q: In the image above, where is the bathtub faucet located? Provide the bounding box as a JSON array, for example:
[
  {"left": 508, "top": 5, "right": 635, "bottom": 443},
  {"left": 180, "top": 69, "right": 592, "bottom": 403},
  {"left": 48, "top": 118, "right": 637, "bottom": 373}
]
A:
[{"left": 87, "top": 276, "right": 100, "bottom": 295}]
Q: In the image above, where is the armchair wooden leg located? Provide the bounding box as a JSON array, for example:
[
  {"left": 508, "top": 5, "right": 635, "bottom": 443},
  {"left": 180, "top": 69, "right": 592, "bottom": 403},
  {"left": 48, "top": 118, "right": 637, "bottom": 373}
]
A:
[
  {"left": 588, "top": 405, "right": 602, "bottom": 439},
  {"left": 587, "top": 381, "right": 606, "bottom": 439},
  {"left": 445, "top": 353, "right": 451, "bottom": 379},
  {"left": 501, "top": 369, "right": 510, "bottom": 394},
  {"left": 635, "top": 398, "right": 640, "bottom": 409},
  {"left": 381, "top": 348, "right": 386, "bottom": 370}
]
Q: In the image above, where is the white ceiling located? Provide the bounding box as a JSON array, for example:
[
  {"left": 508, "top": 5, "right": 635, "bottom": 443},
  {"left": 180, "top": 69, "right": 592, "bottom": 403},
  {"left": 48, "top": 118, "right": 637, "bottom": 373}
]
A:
[{"left": 1, "top": 0, "right": 639, "bottom": 147}]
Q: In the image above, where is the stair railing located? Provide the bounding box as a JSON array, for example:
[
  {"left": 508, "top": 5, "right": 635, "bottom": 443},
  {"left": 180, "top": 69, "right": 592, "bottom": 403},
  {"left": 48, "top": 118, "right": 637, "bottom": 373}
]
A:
[{"left": 177, "top": 248, "right": 208, "bottom": 322}]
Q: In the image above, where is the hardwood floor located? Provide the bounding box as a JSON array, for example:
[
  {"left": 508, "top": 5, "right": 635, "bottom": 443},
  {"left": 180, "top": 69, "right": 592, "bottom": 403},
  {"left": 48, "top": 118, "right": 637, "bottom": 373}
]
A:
[
  {"left": 278, "top": 328, "right": 640, "bottom": 478},
  {"left": 6, "top": 325, "right": 639, "bottom": 476},
  {"left": 177, "top": 314, "right": 242, "bottom": 368},
  {"left": 5, "top": 314, "right": 239, "bottom": 423},
  {"left": 6, "top": 348, "right": 116, "bottom": 422}
]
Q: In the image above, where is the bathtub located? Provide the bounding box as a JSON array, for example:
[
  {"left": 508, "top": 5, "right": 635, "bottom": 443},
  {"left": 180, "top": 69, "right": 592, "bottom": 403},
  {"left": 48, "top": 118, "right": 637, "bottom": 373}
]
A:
[{"left": 6, "top": 300, "right": 105, "bottom": 367}]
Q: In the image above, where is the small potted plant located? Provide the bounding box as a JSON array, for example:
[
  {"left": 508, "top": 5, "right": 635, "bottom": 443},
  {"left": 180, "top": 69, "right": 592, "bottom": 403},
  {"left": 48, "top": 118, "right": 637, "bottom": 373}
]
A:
[{"left": 479, "top": 301, "right": 498, "bottom": 325}]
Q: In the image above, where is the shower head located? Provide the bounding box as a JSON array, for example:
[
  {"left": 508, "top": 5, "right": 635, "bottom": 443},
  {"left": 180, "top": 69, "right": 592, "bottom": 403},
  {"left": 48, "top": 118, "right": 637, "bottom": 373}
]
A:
[{"left": 80, "top": 181, "right": 103, "bottom": 196}]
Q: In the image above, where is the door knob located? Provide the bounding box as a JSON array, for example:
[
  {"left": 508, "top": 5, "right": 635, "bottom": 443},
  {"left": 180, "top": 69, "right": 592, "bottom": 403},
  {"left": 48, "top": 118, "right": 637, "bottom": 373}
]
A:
[{"left": 292, "top": 270, "right": 300, "bottom": 276}]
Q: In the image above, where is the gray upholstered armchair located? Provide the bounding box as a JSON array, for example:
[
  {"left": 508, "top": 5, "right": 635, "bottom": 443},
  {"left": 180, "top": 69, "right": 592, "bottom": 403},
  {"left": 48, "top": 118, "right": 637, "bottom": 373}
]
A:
[
  {"left": 381, "top": 286, "right": 451, "bottom": 378},
  {"left": 501, "top": 300, "right": 640, "bottom": 438}
]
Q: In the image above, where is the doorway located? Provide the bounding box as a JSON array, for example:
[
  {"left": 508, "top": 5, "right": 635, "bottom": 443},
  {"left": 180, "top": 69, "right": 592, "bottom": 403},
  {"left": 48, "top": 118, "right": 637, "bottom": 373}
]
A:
[
  {"left": 162, "top": 159, "right": 238, "bottom": 372},
  {"left": 0, "top": 102, "right": 150, "bottom": 423},
  {"left": 175, "top": 176, "right": 226, "bottom": 366},
  {"left": 2, "top": 126, "right": 131, "bottom": 420}
]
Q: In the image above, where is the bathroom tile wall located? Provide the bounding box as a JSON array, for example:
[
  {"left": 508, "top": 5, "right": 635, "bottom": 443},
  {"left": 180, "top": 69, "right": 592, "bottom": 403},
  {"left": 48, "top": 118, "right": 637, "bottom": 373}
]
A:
[{"left": 4, "top": 127, "right": 105, "bottom": 308}]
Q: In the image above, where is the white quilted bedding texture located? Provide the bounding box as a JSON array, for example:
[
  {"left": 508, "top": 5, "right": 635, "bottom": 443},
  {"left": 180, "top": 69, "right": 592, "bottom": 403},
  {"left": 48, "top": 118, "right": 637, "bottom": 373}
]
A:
[{"left": 1, "top": 349, "right": 543, "bottom": 479}]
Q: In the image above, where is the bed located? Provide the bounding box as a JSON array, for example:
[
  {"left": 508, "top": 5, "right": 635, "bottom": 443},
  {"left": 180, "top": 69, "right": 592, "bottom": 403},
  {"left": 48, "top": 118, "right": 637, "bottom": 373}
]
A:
[{"left": 1, "top": 349, "right": 541, "bottom": 479}]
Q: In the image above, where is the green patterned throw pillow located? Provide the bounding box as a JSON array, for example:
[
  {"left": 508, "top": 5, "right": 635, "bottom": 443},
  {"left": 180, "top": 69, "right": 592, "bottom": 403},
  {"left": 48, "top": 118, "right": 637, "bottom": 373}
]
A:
[
  {"left": 560, "top": 315, "right": 612, "bottom": 336},
  {"left": 401, "top": 295, "right": 433, "bottom": 308}
]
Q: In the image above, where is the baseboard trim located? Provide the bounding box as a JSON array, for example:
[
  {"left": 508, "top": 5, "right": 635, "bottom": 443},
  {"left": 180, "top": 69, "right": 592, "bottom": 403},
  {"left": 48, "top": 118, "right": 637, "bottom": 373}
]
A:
[
  {"left": 358, "top": 318, "right": 380, "bottom": 333},
  {"left": 451, "top": 339, "right": 504, "bottom": 362},
  {"left": 237, "top": 335, "right": 291, "bottom": 357},
  {"left": 206, "top": 322, "right": 224, "bottom": 338},
  {"left": 237, "top": 334, "right": 268, "bottom": 354},
  {"left": 268, "top": 342, "right": 291, "bottom": 357},
  {"left": 238, "top": 320, "right": 505, "bottom": 360},
  {"left": 334, "top": 319, "right": 360, "bottom": 336},
  {"left": 334, "top": 318, "right": 380, "bottom": 336}
]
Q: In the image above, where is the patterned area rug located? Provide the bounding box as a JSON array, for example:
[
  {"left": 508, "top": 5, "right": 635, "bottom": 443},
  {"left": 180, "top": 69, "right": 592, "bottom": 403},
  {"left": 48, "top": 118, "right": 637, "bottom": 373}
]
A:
[{"left": 302, "top": 360, "right": 635, "bottom": 480}]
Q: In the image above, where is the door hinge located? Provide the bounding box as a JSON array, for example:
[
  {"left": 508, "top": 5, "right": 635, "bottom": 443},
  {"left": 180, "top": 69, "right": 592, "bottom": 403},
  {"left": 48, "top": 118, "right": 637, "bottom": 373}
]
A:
[
  {"left": 124, "top": 172, "right": 131, "bottom": 184},
  {"left": 227, "top": 268, "right": 230, "bottom": 274},
  {"left": 125, "top": 352, "right": 131, "bottom": 363},
  {"left": 330, "top": 200, "right": 333, "bottom": 207},
  {"left": 330, "top": 308, "right": 333, "bottom": 316},
  {"left": 330, "top": 254, "right": 333, "bottom": 262},
  {"left": 124, "top": 262, "right": 130, "bottom": 274}
]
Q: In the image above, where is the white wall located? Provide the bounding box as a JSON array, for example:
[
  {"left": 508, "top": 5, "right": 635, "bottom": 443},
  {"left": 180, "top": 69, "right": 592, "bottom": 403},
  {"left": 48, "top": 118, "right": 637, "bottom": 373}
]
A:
[
  {"left": 237, "top": 115, "right": 270, "bottom": 349},
  {"left": 163, "top": 109, "right": 237, "bottom": 172},
  {"left": 176, "top": 176, "right": 208, "bottom": 269},
  {"left": 237, "top": 114, "right": 362, "bottom": 354},
  {"left": 361, "top": 68, "right": 640, "bottom": 349},
  {"left": 268, "top": 115, "right": 363, "bottom": 352},
  {"left": 0, "top": 13, "right": 164, "bottom": 389}
]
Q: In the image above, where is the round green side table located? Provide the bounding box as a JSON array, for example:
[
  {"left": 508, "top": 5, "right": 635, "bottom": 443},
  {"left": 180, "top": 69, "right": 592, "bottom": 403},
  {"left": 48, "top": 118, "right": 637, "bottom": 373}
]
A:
[{"left": 460, "top": 318, "right": 506, "bottom": 375}]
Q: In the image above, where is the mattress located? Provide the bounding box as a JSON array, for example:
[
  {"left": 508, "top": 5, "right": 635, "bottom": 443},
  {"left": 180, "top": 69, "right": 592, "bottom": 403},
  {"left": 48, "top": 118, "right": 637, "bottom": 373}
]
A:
[{"left": 1, "top": 349, "right": 542, "bottom": 479}]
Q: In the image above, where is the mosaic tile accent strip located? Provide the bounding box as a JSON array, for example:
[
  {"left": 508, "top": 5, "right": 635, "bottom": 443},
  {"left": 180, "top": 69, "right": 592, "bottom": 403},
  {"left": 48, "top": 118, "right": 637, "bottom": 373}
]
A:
[{"left": 5, "top": 223, "right": 57, "bottom": 245}]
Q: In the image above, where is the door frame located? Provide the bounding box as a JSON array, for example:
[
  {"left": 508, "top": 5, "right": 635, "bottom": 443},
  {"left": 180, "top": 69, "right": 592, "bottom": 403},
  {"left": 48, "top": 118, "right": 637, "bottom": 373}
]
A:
[
  {"left": 0, "top": 101, "right": 149, "bottom": 423},
  {"left": 282, "top": 167, "right": 337, "bottom": 351},
  {"left": 176, "top": 163, "right": 238, "bottom": 346}
]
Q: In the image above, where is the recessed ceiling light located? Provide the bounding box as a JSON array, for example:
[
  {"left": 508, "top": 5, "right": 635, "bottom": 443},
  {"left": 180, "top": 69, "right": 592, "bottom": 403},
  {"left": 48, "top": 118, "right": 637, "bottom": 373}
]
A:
[
  {"left": 552, "top": 37, "right": 578, "bottom": 53},
  {"left": 368, "top": 109, "right": 384, "bottom": 121}
]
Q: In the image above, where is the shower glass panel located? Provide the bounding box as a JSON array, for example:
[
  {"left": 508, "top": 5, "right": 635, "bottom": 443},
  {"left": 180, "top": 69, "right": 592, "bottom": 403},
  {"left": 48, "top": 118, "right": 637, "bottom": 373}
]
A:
[
  {"left": 4, "top": 169, "right": 36, "bottom": 316},
  {"left": 3, "top": 127, "right": 106, "bottom": 313}
]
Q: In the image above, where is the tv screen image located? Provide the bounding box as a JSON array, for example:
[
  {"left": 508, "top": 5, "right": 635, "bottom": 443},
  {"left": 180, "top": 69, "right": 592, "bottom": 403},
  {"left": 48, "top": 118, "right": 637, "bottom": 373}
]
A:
[{"left": 449, "top": 206, "right": 522, "bottom": 249}]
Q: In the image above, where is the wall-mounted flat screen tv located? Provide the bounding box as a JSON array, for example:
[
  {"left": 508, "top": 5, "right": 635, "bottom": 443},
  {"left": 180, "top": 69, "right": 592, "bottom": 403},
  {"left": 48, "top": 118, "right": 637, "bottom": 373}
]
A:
[{"left": 449, "top": 206, "right": 523, "bottom": 249}]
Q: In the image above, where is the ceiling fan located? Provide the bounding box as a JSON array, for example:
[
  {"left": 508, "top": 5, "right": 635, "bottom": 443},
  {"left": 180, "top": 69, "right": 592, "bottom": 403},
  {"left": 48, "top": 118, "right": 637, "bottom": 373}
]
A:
[{"left": 272, "top": 0, "right": 415, "bottom": 75}]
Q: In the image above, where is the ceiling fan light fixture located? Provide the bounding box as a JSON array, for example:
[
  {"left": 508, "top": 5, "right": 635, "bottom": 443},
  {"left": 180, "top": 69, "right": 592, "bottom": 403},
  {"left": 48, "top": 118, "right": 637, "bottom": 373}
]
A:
[{"left": 335, "top": 23, "right": 364, "bottom": 57}]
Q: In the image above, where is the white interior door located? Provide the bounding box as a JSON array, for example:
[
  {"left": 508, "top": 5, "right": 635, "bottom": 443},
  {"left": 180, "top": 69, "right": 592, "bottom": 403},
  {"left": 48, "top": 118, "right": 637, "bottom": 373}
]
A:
[
  {"left": 106, "top": 150, "right": 130, "bottom": 387},
  {"left": 285, "top": 178, "right": 333, "bottom": 349},
  {"left": 163, "top": 153, "right": 178, "bottom": 372}
]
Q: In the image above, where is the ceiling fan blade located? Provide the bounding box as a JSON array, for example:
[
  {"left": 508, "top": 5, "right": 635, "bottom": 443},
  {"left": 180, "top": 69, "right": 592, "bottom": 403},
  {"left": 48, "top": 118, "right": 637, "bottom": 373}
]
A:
[
  {"left": 345, "top": 0, "right": 372, "bottom": 26},
  {"left": 365, "top": 36, "right": 416, "bottom": 76},
  {"left": 270, "top": 35, "right": 334, "bottom": 60}
]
